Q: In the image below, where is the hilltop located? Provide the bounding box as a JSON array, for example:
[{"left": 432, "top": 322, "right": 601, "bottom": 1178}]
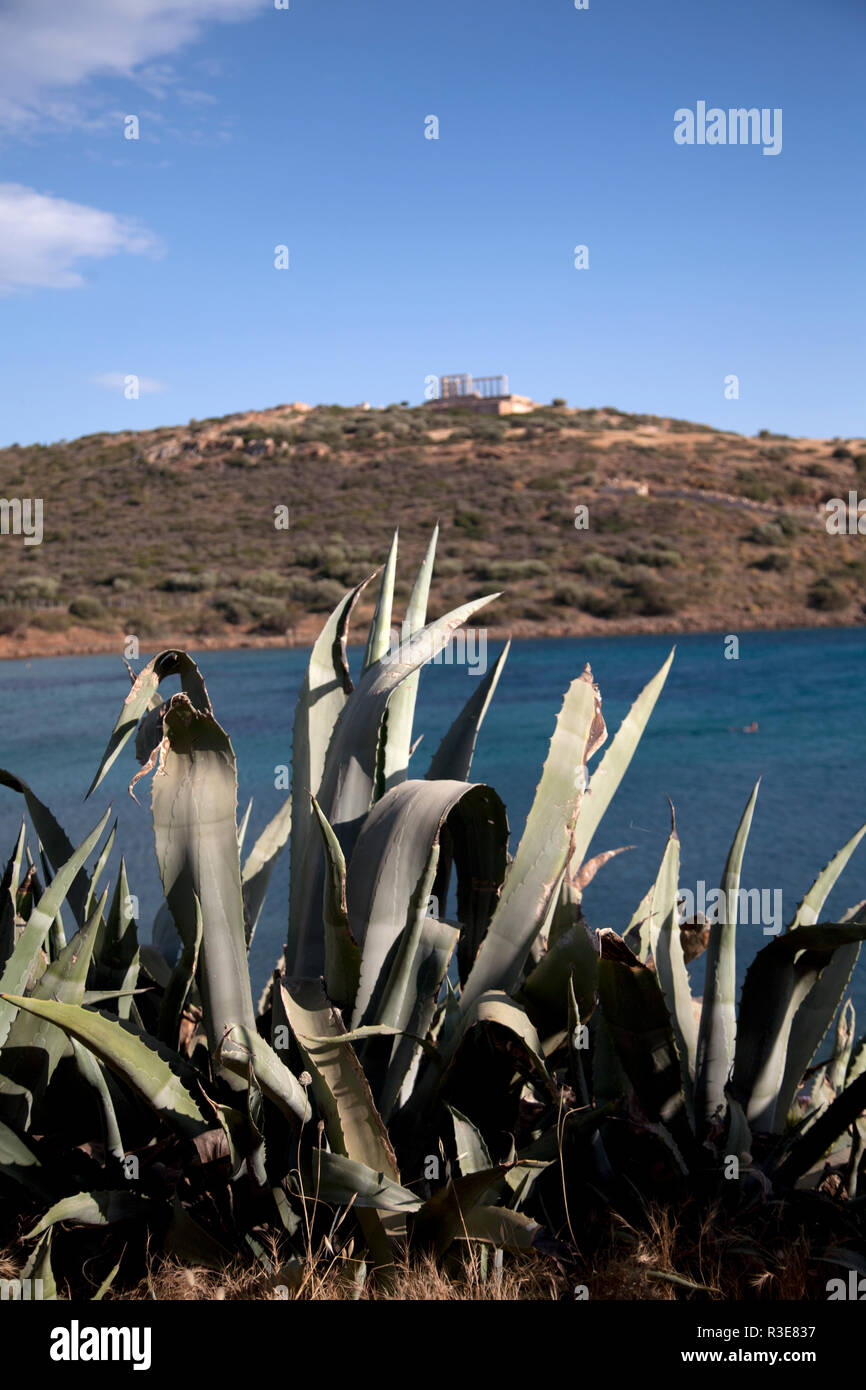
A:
[{"left": 0, "top": 401, "right": 864, "bottom": 658}]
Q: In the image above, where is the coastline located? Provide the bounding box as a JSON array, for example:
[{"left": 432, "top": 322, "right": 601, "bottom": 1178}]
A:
[{"left": 0, "top": 606, "right": 861, "bottom": 661}]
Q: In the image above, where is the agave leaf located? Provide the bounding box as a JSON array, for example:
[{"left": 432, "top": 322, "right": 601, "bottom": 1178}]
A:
[
  {"left": 279, "top": 978, "right": 398, "bottom": 1176},
  {"left": 426, "top": 640, "right": 510, "bottom": 783},
  {"left": 0, "top": 996, "right": 212, "bottom": 1140},
  {"left": 157, "top": 893, "right": 203, "bottom": 1048},
  {"left": 460, "top": 991, "right": 550, "bottom": 1079},
  {"left": 788, "top": 822, "right": 866, "bottom": 929},
  {"left": 312, "top": 1150, "right": 421, "bottom": 1212},
  {"left": 22, "top": 1228, "right": 58, "bottom": 1298},
  {"left": 448, "top": 1104, "right": 492, "bottom": 1176},
  {"left": 218, "top": 1025, "right": 311, "bottom": 1125},
  {"left": 775, "top": 1064, "right": 866, "bottom": 1187},
  {"left": 70, "top": 1037, "right": 124, "bottom": 1163},
  {"left": 0, "top": 772, "right": 90, "bottom": 926},
  {"left": 730, "top": 923, "right": 866, "bottom": 1132},
  {"left": 457, "top": 1204, "right": 540, "bottom": 1250},
  {"left": 460, "top": 665, "right": 606, "bottom": 1012},
  {"left": 91, "top": 859, "right": 139, "bottom": 1023},
  {"left": 378, "top": 915, "right": 459, "bottom": 1122},
  {"left": 0, "top": 1117, "right": 46, "bottom": 1193},
  {"left": 290, "top": 593, "right": 500, "bottom": 977},
  {"left": 242, "top": 797, "right": 292, "bottom": 950},
  {"left": 362, "top": 528, "right": 399, "bottom": 674},
  {"left": 310, "top": 797, "right": 360, "bottom": 1013},
  {"left": 519, "top": 878, "right": 599, "bottom": 1034},
  {"left": 694, "top": 780, "right": 760, "bottom": 1133},
  {"left": 25, "top": 1189, "right": 145, "bottom": 1240},
  {"left": 383, "top": 524, "right": 438, "bottom": 792},
  {"left": 0, "top": 822, "right": 27, "bottom": 970},
  {"left": 92, "top": 1254, "right": 124, "bottom": 1301},
  {"left": 597, "top": 942, "right": 691, "bottom": 1149},
  {"left": 571, "top": 649, "right": 674, "bottom": 874},
  {"left": 0, "top": 808, "right": 111, "bottom": 1050},
  {"left": 624, "top": 879, "right": 656, "bottom": 963},
  {"left": 86, "top": 650, "right": 212, "bottom": 799},
  {"left": 83, "top": 822, "right": 116, "bottom": 923},
  {"left": 237, "top": 797, "right": 253, "bottom": 856},
  {"left": 0, "top": 891, "right": 104, "bottom": 1125},
  {"left": 347, "top": 780, "right": 507, "bottom": 1027},
  {"left": 650, "top": 819, "right": 697, "bottom": 1108},
  {"left": 412, "top": 1166, "right": 510, "bottom": 1255},
  {"left": 149, "top": 694, "right": 256, "bottom": 1073},
  {"left": 773, "top": 895, "right": 866, "bottom": 1133},
  {"left": 287, "top": 574, "right": 374, "bottom": 979}
]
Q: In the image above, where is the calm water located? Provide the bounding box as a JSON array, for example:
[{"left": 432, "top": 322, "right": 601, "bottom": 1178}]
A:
[{"left": 1, "top": 628, "right": 865, "bottom": 1017}]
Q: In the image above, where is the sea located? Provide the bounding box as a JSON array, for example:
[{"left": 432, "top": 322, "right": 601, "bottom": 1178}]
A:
[{"left": 1, "top": 627, "right": 865, "bottom": 1020}]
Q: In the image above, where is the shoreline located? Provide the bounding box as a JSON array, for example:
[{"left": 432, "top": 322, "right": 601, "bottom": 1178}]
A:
[{"left": 0, "top": 608, "right": 861, "bottom": 662}]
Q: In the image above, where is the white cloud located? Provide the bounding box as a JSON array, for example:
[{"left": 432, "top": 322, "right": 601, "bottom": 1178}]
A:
[
  {"left": 0, "top": 183, "right": 161, "bottom": 293},
  {"left": 0, "top": 0, "right": 265, "bottom": 129},
  {"left": 92, "top": 373, "right": 167, "bottom": 394}
]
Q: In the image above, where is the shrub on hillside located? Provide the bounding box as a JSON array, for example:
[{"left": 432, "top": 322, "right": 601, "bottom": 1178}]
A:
[
  {"left": 68, "top": 596, "right": 106, "bottom": 623},
  {"left": 808, "top": 577, "right": 849, "bottom": 611}
]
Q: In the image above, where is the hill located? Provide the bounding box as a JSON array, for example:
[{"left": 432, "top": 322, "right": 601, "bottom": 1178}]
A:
[{"left": 1, "top": 401, "right": 864, "bottom": 658}]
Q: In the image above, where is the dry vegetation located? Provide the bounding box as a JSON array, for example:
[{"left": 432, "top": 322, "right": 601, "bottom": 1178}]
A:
[{"left": 1, "top": 401, "right": 865, "bottom": 656}]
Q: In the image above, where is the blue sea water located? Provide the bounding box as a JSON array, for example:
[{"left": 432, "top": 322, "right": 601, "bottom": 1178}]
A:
[{"left": 0, "top": 627, "right": 865, "bottom": 1020}]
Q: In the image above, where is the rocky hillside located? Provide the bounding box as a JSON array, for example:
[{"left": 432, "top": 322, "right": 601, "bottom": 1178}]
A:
[{"left": 0, "top": 401, "right": 864, "bottom": 657}]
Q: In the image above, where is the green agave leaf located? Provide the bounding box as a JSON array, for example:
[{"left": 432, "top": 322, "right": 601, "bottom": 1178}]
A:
[
  {"left": 219, "top": 1025, "right": 311, "bottom": 1125},
  {"left": 0, "top": 821, "right": 27, "bottom": 971},
  {"left": 0, "top": 891, "right": 104, "bottom": 1126},
  {"left": 347, "top": 779, "right": 507, "bottom": 1027},
  {"left": 0, "top": 1116, "right": 47, "bottom": 1194},
  {"left": 311, "top": 1150, "right": 421, "bottom": 1212},
  {"left": 86, "top": 649, "right": 212, "bottom": 798},
  {"left": 311, "top": 797, "right": 360, "bottom": 1013},
  {"left": 460, "top": 665, "right": 606, "bottom": 1012},
  {"left": 457, "top": 1204, "right": 540, "bottom": 1250},
  {"left": 694, "top": 779, "right": 760, "bottom": 1133},
  {"left": 378, "top": 914, "right": 459, "bottom": 1122},
  {"left": 597, "top": 942, "right": 690, "bottom": 1147},
  {"left": 411, "top": 1166, "right": 509, "bottom": 1255},
  {"left": 362, "top": 528, "right": 399, "bottom": 674},
  {"left": 572, "top": 649, "right": 674, "bottom": 874},
  {"left": 242, "top": 797, "right": 292, "bottom": 950},
  {"left": 650, "top": 820, "right": 697, "bottom": 1109},
  {"left": 92, "top": 859, "right": 139, "bottom": 1023},
  {"left": 26, "top": 1189, "right": 146, "bottom": 1240},
  {"left": 278, "top": 978, "right": 398, "bottom": 1177},
  {"left": 83, "top": 822, "right": 116, "bottom": 923},
  {"left": 519, "top": 878, "right": 599, "bottom": 1035},
  {"left": 149, "top": 694, "right": 256, "bottom": 1071},
  {"left": 383, "top": 524, "right": 438, "bottom": 792},
  {"left": 0, "top": 995, "right": 212, "bottom": 1140},
  {"left": 448, "top": 1104, "right": 492, "bottom": 1176},
  {"left": 69, "top": 1037, "right": 124, "bottom": 1164},
  {"left": 0, "top": 772, "right": 91, "bottom": 926},
  {"left": 290, "top": 592, "right": 499, "bottom": 978},
  {"left": 788, "top": 822, "right": 866, "bottom": 929},
  {"left": 22, "top": 1228, "right": 58, "bottom": 1299},
  {"left": 0, "top": 807, "right": 111, "bottom": 1050},
  {"left": 92, "top": 1254, "right": 124, "bottom": 1301},
  {"left": 773, "top": 896, "right": 866, "bottom": 1134},
  {"left": 731, "top": 924, "right": 866, "bottom": 1132},
  {"left": 287, "top": 574, "right": 374, "bottom": 980},
  {"left": 775, "top": 1065, "right": 866, "bottom": 1187},
  {"left": 157, "top": 893, "right": 203, "bottom": 1048},
  {"left": 426, "top": 640, "right": 510, "bottom": 784},
  {"left": 237, "top": 797, "right": 253, "bottom": 857}
]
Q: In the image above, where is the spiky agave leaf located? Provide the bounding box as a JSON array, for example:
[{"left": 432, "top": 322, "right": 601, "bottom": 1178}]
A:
[{"left": 694, "top": 780, "right": 760, "bottom": 1134}]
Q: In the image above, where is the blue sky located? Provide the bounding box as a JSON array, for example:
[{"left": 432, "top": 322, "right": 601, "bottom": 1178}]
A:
[{"left": 0, "top": 0, "right": 863, "bottom": 446}]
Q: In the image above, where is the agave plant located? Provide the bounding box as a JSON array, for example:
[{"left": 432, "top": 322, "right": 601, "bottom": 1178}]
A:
[{"left": 0, "top": 530, "right": 863, "bottom": 1297}]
